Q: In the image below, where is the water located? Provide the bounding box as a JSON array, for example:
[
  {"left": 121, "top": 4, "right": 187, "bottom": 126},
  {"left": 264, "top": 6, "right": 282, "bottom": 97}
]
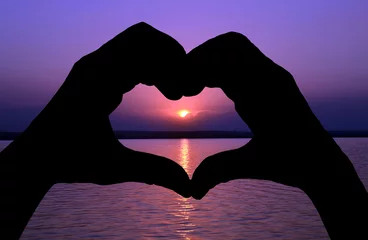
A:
[{"left": 1, "top": 138, "right": 367, "bottom": 240}]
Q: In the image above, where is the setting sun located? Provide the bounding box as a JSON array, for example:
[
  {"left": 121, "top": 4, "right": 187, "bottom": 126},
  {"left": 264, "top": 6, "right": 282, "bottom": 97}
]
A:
[{"left": 178, "top": 110, "right": 190, "bottom": 118}]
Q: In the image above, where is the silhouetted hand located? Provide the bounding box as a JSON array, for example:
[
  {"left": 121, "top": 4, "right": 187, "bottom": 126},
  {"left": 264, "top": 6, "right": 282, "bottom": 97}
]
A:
[
  {"left": 0, "top": 22, "right": 191, "bottom": 239},
  {"left": 188, "top": 31, "right": 332, "bottom": 196},
  {"left": 188, "top": 32, "right": 368, "bottom": 239},
  {"left": 17, "top": 22, "right": 191, "bottom": 193}
]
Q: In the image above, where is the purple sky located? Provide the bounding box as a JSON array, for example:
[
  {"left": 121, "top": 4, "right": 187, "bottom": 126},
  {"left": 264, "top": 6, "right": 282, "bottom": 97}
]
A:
[{"left": 0, "top": 1, "right": 367, "bottom": 131}]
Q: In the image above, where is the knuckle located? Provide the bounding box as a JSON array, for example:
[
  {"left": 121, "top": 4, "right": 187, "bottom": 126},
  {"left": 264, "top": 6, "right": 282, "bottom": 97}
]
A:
[
  {"left": 222, "top": 31, "right": 249, "bottom": 42},
  {"left": 134, "top": 21, "right": 151, "bottom": 28},
  {"left": 130, "top": 22, "right": 155, "bottom": 33}
]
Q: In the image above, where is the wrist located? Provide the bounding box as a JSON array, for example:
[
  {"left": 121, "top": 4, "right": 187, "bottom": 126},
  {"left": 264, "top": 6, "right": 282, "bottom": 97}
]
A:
[{"left": 0, "top": 174, "right": 53, "bottom": 240}]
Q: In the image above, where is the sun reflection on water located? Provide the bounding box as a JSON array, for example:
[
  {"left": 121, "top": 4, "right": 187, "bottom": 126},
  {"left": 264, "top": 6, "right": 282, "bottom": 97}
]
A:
[
  {"left": 175, "top": 139, "right": 196, "bottom": 239},
  {"left": 180, "top": 139, "right": 190, "bottom": 174}
]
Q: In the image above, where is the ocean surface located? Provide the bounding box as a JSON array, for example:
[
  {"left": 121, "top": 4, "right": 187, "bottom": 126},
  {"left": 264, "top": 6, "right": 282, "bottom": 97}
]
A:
[{"left": 1, "top": 138, "right": 367, "bottom": 240}]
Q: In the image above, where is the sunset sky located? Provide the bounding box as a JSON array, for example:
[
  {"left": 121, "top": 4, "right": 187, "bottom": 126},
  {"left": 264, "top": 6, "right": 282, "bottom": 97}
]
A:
[{"left": 0, "top": 1, "right": 367, "bottom": 131}]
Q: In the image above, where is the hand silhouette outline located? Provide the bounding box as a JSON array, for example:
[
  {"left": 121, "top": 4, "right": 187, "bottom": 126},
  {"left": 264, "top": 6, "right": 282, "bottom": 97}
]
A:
[
  {"left": 188, "top": 32, "right": 368, "bottom": 239},
  {"left": 18, "top": 22, "right": 191, "bottom": 193},
  {"left": 1, "top": 22, "right": 367, "bottom": 240},
  {"left": 188, "top": 31, "right": 337, "bottom": 196},
  {"left": 0, "top": 22, "right": 192, "bottom": 239}
]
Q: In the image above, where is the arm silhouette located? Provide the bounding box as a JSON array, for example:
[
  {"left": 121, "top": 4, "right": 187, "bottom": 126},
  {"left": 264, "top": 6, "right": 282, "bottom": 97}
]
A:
[
  {"left": 1, "top": 23, "right": 367, "bottom": 240},
  {"left": 189, "top": 32, "right": 368, "bottom": 239},
  {"left": 0, "top": 22, "right": 191, "bottom": 240}
]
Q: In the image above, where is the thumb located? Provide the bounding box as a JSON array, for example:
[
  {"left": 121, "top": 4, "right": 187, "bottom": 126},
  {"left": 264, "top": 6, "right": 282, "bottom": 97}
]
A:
[
  {"left": 191, "top": 139, "right": 260, "bottom": 200},
  {"left": 112, "top": 146, "right": 191, "bottom": 198}
]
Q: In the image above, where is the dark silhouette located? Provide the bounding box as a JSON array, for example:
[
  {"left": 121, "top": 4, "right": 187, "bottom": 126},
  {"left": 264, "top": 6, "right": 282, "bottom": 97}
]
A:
[
  {"left": 188, "top": 32, "right": 368, "bottom": 239},
  {"left": 0, "top": 22, "right": 191, "bottom": 240},
  {"left": 0, "top": 22, "right": 367, "bottom": 239}
]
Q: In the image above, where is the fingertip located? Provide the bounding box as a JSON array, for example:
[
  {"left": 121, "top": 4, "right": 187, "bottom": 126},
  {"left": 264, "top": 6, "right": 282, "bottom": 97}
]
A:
[
  {"left": 191, "top": 190, "right": 206, "bottom": 200},
  {"left": 182, "top": 85, "right": 205, "bottom": 97},
  {"left": 191, "top": 177, "right": 212, "bottom": 200},
  {"left": 172, "top": 185, "right": 191, "bottom": 198},
  {"left": 190, "top": 151, "right": 239, "bottom": 199},
  {"left": 190, "top": 173, "right": 211, "bottom": 200},
  {"left": 120, "top": 147, "right": 192, "bottom": 197},
  {"left": 168, "top": 94, "right": 183, "bottom": 101},
  {"left": 180, "top": 190, "right": 192, "bottom": 199},
  {"left": 155, "top": 85, "right": 183, "bottom": 101},
  {"left": 192, "top": 195, "right": 204, "bottom": 200},
  {"left": 173, "top": 172, "right": 192, "bottom": 198},
  {"left": 150, "top": 154, "right": 192, "bottom": 197}
]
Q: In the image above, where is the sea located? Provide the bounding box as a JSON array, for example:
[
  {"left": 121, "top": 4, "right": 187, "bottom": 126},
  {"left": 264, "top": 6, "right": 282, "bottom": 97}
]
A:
[{"left": 1, "top": 138, "right": 367, "bottom": 240}]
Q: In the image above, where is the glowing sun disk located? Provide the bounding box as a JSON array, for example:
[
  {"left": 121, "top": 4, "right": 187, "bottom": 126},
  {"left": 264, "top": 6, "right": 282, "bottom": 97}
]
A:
[{"left": 178, "top": 110, "right": 190, "bottom": 118}]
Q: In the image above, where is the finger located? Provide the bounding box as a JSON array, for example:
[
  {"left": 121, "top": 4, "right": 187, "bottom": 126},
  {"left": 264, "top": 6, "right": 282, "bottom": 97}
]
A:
[
  {"left": 154, "top": 80, "right": 184, "bottom": 101},
  {"left": 181, "top": 77, "right": 206, "bottom": 97},
  {"left": 116, "top": 22, "right": 187, "bottom": 100},
  {"left": 76, "top": 22, "right": 187, "bottom": 104},
  {"left": 187, "top": 32, "right": 245, "bottom": 90},
  {"left": 191, "top": 139, "right": 260, "bottom": 200},
  {"left": 187, "top": 31, "right": 310, "bottom": 137},
  {"left": 180, "top": 59, "right": 206, "bottom": 97},
  {"left": 135, "top": 25, "right": 187, "bottom": 100},
  {"left": 125, "top": 148, "right": 191, "bottom": 198},
  {"left": 105, "top": 145, "right": 191, "bottom": 198}
]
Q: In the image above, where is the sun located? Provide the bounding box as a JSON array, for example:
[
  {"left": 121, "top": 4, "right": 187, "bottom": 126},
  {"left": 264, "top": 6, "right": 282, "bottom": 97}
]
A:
[{"left": 178, "top": 110, "right": 190, "bottom": 118}]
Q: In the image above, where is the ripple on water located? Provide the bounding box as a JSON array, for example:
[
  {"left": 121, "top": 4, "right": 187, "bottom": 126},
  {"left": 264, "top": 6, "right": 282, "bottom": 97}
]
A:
[{"left": 0, "top": 139, "right": 366, "bottom": 239}]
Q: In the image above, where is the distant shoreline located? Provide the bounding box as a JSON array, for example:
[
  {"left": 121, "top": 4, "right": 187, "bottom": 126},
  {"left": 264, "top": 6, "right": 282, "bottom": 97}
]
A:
[{"left": 1, "top": 130, "right": 368, "bottom": 140}]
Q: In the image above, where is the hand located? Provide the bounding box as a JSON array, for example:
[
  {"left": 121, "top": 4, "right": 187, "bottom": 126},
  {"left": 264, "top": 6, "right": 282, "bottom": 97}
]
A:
[
  {"left": 1, "top": 22, "right": 196, "bottom": 239},
  {"left": 4, "top": 22, "right": 191, "bottom": 196},
  {"left": 188, "top": 32, "right": 368, "bottom": 239},
  {"left": 187, "top": 31, "right": 349, "bottom": 196}
]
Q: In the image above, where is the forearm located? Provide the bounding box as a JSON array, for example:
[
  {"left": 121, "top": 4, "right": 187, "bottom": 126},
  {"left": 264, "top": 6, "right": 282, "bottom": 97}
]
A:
[
  {"left": 281, "top": 104, "right": 368, "bottom": 239},
  {"left": 0, "top": 139, "right": 53, "bottom": 240},
  {"left": 284, "top": 76, "right": 368, "bottom": 238},
  {"left": 302, "top": 149, "right": 368, "bottom": 239}
]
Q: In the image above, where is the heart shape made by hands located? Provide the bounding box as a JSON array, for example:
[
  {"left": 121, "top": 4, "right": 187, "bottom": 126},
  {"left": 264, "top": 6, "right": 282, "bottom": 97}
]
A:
[
  {"left": 7, "top": 22, "right": 367, "bottom": 240},
  {"left": 26, "top": 22, "right": 338, "bottom": 202}
]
